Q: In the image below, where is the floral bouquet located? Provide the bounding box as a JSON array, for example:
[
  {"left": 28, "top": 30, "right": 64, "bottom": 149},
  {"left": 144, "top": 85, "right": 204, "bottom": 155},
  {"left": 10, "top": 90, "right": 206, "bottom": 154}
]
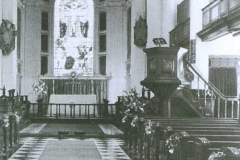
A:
[
  {"left": 32, "top": 80, "right": 48, "bottom": 95},
  {"left": 121, "top": 88, "right": 149, "bottom": 127}
]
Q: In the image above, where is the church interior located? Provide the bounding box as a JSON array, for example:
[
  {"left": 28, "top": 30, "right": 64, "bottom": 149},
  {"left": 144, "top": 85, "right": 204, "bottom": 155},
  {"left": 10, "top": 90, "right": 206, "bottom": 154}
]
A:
[{"left": 0, "top": 0, "right": 240, "bottom": 159}]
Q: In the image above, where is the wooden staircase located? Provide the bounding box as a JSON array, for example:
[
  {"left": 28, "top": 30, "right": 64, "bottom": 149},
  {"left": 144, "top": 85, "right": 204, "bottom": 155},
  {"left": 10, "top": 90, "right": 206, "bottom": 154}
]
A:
[{"left": 171, "top": 61, "right": 239, "bottom": 119}]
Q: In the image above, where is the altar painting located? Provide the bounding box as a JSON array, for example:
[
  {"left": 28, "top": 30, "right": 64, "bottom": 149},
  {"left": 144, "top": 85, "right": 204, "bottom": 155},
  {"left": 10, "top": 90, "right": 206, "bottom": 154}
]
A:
[{"left": 54, "top": 0, "right": 94, "bottom": 76}]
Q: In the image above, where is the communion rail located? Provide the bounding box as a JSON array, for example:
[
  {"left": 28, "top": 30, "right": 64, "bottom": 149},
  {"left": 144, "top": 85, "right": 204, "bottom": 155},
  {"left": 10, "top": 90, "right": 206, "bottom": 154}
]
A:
[
  {"left": 186, "top": 61, "right": 239, "bottom": 119},
  {"left": 29, "top": 103, "right": 119, "bottom": 120}
]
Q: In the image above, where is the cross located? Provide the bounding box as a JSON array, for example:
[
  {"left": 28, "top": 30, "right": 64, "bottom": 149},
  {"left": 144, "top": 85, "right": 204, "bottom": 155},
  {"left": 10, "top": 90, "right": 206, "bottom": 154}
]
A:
[{"left": 66, "top": 79, "right": 81, "bottom": 94}]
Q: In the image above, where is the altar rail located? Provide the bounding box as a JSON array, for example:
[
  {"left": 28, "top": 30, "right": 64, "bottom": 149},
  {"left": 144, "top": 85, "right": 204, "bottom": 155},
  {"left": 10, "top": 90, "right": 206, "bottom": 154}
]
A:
[
  {"left": 39, "top": 76, "right": 109, "bottom": 103},
  {"left": 29, "top": 103, "right": 119, "bottom": 120}
]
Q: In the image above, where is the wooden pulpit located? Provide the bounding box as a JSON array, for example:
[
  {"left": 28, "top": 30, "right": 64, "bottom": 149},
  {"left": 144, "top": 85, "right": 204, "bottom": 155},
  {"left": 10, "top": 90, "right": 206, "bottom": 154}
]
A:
[{"left": 140, "top": 47, "right": 181, "bottom": 117}]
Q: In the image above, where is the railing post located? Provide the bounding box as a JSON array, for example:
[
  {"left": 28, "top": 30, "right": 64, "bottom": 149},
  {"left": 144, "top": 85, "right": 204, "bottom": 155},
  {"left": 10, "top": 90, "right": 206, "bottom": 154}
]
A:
[
  {"left": 37, "top": 98, "right": 43, "bottom": 117},
  {"left": 88, "top": 105, "right": 90, "bottom": 119},
  {"left": 197, "top": 76, "right": 200, "bottom": 99},
  {"left": 13, "top": 119, "right": 18, "bottom": 145},
  {"left": 9, "top": 116, "right": 13, "bottom": 148},
  {"left": 155, "top": 123, "right": 161, "bottom": 160},
  {"left": 132, "top": 125, "right": 138, "bottom": 158},
  {"left": 238, "top": 94, "right": 240, "bottom": 126},
  {"left": 103, "top": 99, "right": 109, "bottom": 119},
  {"left": 3, "top": 126, "right": 7, "bottom": 154},
  {"left": 146, "top": 133, "right": 151, "bottom": 160},
  {"left": 138, "top": 117, "right": 145, "bottom": 159},
  {"left": 115, "top": 97, "right": 122, "bottom": 126},
  {"left": 56, "top": 104, "right": 58, "bottom": 119},
  {"left": 218, "top": 97, "right": 220, "bottom": 118},
  {"left": 224, "top": 101, "right": 227, "bottom": 118},
  {"left": 211, "top": 89, "right": 214, "bottom": 117},
  {"left": 124, "top": 119, "right": 129, "bottom": 149}
]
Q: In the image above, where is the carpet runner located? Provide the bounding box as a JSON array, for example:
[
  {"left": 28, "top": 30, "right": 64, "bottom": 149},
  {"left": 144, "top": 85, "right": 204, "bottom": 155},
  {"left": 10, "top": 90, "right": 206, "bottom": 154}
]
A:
[
  {"left": 99, "top": 124, "right": 123, "bottom": 135},
  {"left": 19, "top": 123, "right": 47, "bottom": 134},
  {"left": 38, "top": 140, "right": 102, "bottom": 160}
]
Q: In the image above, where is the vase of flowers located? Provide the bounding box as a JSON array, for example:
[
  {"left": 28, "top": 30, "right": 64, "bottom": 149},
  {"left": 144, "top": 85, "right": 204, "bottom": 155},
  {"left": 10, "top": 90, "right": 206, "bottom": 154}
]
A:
[
  {"left": 32, "top": 80, "right": 48, "bottom": 97},
  {"left": 121, "top": 88, "right": 149, "bottom": 127},
  {"left": 31, "top": 80, "right": 48, "bottom": 116}
]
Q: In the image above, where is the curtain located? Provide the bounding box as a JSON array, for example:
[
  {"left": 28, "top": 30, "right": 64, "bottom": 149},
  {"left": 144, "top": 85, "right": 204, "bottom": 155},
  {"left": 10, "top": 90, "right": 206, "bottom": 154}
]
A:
[
  {"left": 209, "top": 67, "right": 237, "bottom": 117},
  {"left": 209, "top": 67, "right": 237, "bottom": 96},
  {"left": 44, "top": 79, "right": 108, "bottom": 103}
]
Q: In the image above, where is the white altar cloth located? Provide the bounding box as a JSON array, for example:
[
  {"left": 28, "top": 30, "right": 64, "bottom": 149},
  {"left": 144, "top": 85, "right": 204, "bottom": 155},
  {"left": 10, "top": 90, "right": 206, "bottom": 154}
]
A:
[{"left": 48, "top": 94, "right": 98, "bottom": 117}]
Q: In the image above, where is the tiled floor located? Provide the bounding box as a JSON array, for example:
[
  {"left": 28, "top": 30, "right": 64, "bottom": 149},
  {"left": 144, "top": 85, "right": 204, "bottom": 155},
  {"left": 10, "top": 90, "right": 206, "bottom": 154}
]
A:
[{"left": 8, "top": 137, "right": 131, "bottom": 160}]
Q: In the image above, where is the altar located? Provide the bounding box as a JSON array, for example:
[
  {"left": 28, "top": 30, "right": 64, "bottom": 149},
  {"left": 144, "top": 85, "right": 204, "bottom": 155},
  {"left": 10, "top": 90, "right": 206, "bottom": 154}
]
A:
[{"left": 48, "top": 94, "right": 98, "bottom": 117}]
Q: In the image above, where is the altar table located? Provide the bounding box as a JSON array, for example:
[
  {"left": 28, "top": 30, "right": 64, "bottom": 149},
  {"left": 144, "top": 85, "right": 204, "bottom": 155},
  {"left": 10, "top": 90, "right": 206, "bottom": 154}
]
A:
[{"left": 47, "top": 94, "right": 98, "bottom": 117}]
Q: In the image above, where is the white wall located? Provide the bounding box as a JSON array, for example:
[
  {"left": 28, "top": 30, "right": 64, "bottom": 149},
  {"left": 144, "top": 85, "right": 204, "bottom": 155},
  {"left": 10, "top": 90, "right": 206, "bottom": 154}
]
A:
[
  {"left": 22, "top": 1, "right": 43, "bottom": 102},
  {"left": 0, "top": 0, "right": 3, "bottom": 89},
  {"left": 130, "top": 0, "right": 146, "bottom": 95},
  {"left": 1, "top": 0, "right": 18, "bottom": 92},
  {"left": 189, "top": 0, "right": 210, "bottom": 89}
]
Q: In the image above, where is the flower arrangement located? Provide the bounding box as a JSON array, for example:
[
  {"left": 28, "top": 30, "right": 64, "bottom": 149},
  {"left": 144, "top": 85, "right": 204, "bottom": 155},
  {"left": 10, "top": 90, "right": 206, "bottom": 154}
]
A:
[
  {"left": 165, "top": 131, "right": 188, "bottom": 154},
  {"left": 121, "top": 88, "right": 149, "bottom": 127},
  {"left": 8, "top": 112, "right": 21, "bottom": 124},
  {"left": 145, "top": 120, "right": 153, "bottom": 134},
  {"left": 32, "top": 80, "right": 48, "bottom": 95},
  {"left": 208, "top": 151, "right": 225, "bottom": 160},
  {"left": 2, "top": 115, "right": 9, "bottom": 127}
]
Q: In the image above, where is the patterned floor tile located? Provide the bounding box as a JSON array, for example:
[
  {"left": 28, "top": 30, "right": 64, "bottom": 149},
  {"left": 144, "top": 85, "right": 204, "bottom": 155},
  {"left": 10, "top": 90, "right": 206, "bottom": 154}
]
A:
[
  {"left": 95, "top": 139, "right": 131, "bottom": 160},
  {"left": 8, "top": 137, "right": 130, "bottom": 160}
]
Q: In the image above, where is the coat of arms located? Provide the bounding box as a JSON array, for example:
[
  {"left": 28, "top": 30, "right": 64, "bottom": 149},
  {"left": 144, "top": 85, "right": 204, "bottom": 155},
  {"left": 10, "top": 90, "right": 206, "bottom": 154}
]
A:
[{"left": 134, "top": 16, "right": 147, "bottom": 47}]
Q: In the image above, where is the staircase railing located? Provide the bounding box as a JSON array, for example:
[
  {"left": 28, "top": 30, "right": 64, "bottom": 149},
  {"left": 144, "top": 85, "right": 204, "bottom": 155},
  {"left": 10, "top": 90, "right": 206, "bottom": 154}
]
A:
[{"left": 186, "top": 61, "right": 239, "bottom": 119}]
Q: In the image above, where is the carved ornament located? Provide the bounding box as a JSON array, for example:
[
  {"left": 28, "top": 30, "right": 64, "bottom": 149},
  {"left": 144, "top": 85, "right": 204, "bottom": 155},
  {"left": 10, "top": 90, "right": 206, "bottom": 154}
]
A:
[
  {"left": 134, "top": 16, "right": 147, "bottom": 47},
  {"left": 0, "top": 20, "right": 17, "bottom": 55}
]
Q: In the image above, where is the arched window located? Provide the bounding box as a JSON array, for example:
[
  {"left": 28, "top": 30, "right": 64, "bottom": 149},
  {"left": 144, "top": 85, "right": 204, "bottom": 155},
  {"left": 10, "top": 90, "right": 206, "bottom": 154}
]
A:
[{"left": 54, "top": 0, "right": 94, "bottom": 76}]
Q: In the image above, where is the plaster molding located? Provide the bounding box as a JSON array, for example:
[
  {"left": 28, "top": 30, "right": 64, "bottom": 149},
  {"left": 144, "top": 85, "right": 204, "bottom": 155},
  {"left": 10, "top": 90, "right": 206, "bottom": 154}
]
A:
[
  {"left": 23, "top": 0, "right": 53, "bottom": 8},
  {"left": 106, "top": 0, "right": 122, "bottom": 7},
  {"left": 18, "top": 0, "right": 25, "bottom": 9},
  {"left": 122, "top": 0, "right": 131, "bottom": 11}
]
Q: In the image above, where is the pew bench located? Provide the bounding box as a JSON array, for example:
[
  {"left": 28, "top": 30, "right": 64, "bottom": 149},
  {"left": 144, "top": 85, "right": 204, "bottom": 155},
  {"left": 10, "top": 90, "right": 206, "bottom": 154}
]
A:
[
  {"left": 166, "top": 135, "right": 240, "bottom": 160},
  {"left": 194, "top": 138, "right": 240, "bottom": 160}
]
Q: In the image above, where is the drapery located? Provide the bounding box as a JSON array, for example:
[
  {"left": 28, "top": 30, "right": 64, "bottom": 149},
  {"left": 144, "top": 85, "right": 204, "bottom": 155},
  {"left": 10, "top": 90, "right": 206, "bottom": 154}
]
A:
[
  {"left": 44, "top": 79, "right": 108, "bottom": 104},
  {"left": 209, "top": 67, "right": 237, "bottom": 96},
  {"left": 209, "top": 67, "right": 237, "bottom": 117}
]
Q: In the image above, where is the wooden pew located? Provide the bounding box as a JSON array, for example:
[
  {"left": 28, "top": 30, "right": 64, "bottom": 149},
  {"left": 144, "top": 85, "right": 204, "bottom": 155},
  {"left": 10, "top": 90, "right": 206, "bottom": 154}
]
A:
[
  {"left": 149, "top": 118, "right": 240, "bottom": 160},
  {"left": 194, "top": 137, "right": 240, "bottom": 160},
  {"left": 123, "top": 117, "right": 240, "bottom": 160},
  {"left": 164, "top": 131, "right": 240, "bottom": 160}
]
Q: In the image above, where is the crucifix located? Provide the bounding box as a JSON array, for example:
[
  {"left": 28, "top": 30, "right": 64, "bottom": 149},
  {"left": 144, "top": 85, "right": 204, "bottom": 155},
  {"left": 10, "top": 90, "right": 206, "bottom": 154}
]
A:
[
  {"left": 66, "top": 79, "right": 82, "bottom": 94},
  {"left": 65, "top": 71, "right": 82, "bottom": 94}
]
